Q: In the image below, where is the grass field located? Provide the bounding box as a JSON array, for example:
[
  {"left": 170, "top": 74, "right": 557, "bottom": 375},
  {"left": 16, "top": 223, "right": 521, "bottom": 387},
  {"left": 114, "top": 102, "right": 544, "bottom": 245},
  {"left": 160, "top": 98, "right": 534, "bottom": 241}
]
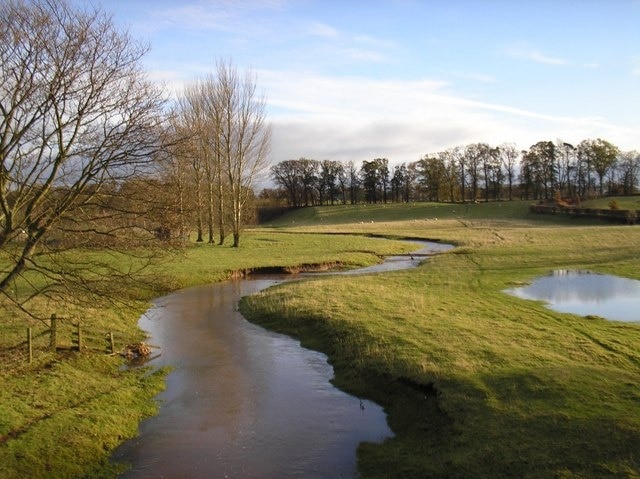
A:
[
  {"left": 1, "top": 199, "right": 639, "bottom": 478},
  {"left": 241, "top": 200, "right": 640, "bottom": 478}
]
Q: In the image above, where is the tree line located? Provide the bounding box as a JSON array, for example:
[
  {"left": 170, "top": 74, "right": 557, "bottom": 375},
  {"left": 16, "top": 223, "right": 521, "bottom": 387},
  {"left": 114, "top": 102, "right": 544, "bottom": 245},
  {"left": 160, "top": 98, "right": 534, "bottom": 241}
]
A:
[{"left": 269, "top": 140, "right": 639, "bottom": 206}]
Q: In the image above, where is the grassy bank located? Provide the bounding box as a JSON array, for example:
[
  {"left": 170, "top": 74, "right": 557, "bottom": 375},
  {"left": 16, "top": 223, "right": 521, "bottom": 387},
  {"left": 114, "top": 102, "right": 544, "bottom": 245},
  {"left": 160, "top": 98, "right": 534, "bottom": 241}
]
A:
[
  {"left": 240, "top": 202, "right": 640, "bottom": 478},
  {"left": 0, "top": 232, "right": 413, "bottom": 478}
]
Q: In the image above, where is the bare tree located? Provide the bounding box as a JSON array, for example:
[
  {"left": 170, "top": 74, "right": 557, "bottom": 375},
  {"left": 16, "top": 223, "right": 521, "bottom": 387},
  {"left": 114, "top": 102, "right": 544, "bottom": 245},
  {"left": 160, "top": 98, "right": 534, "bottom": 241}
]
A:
[
  {"left": 497, "top": 143, "right": 519, "bottom": 201},
  {"left": 0, "top": 0, "right": 167, "bottom": 317},
  {"left": 618, "top": 150, "right": 640, "bottom": 195},
  {"left": 216, "top": 62, "right": 271, "bottom": 246}
]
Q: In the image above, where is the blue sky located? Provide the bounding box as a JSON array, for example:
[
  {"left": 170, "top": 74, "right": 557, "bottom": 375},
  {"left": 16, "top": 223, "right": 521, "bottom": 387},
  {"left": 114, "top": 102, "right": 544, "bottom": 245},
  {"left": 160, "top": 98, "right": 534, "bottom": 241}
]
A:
[{"left": 98, "top": 0, "right": 639, "bottom": 165}]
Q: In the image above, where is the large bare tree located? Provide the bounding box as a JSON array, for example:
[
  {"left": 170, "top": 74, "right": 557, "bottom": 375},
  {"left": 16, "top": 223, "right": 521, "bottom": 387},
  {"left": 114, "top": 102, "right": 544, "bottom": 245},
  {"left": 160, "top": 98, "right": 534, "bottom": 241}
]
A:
[{"left": 0, "top": 0, "right": 167, "bottom": 317}]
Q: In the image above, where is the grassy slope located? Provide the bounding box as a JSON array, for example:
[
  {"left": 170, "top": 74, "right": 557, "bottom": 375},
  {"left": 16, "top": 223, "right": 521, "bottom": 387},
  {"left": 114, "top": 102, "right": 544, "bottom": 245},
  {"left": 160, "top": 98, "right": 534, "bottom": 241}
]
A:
[
  {"left": 0, "top": 233, "right": 414, "bottom": 478},
  {"left": 241, "top": 201, "right": 640, "bottom": 478}
]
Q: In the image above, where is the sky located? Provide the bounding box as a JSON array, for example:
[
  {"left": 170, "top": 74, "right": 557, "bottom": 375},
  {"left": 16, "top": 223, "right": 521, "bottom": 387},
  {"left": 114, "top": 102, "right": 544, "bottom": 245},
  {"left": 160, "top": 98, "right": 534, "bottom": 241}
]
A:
[{"left": 93, "top": 0, "right": 639, "bottom": 166}]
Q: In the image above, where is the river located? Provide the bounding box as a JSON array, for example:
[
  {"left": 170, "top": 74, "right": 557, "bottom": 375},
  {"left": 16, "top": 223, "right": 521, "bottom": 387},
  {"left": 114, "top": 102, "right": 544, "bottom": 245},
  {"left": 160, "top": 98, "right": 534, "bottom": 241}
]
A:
[{"left": 112, "top": 240, "right": 452, "bottom": 478}]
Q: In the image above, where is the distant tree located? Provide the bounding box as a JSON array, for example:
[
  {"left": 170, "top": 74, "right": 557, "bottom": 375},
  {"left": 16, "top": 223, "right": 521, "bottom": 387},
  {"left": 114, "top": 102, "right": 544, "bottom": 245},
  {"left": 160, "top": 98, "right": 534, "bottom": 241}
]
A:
[
  {"left": 298, "top": 158, "right": 320, "bottom": 206},
  {"left": 390, "top": 164, "right": 406, "bottom": 202},
  {"left": 360, "top": 159, "right": 389, "bottom": 203},
  {"left": 377, "top": 158, "right": 390, "bottom": 203},
  {"left": 0, "top": 0, "right": 167, "bottom": 317},
  {"left": 346, "top": 160, "right": 361, "bottom": 204},
  {"left": 557, "top": 142, "right": 576, "bottom": 198},
  {"left": 577, "top": 139, "right": 619, "bottom": 196},
  {"left": 336, "top": 161, "right": 349, "bottom": 204},
  {"left": 523, "top": 141, "right": 556, "bottom": 199},
  {"left": 497, "top": 144, "right": 519, "bottom": 201},
  {"left": 403, "top": 162, "right": 419, "bottom": 202},
  {"left": 417, "top": 155, "right": 447, "bottom": 202},
  {"left": 319, "top": 160, "right": 343, "bottom": 205},
  {"left": 272, "top": 159, "right": 303, "bottom": 207},
  {"left": 483, "top": 147, "right": 504, "bottom": 201},
  {"left": 618, "top": 151, "right": 640, "bottom": 195},
  {"left": 463, "top": 143, "right": 492, "bottom": 201},
  {"left": 438, "top": 147, "right": 463, "bottom": 202}
]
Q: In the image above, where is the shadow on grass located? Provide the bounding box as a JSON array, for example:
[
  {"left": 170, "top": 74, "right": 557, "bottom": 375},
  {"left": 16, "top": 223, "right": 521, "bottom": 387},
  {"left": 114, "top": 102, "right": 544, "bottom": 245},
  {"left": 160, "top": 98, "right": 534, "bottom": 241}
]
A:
[{"left": 358, "top": 368, "right": 640, "bottom": 479}]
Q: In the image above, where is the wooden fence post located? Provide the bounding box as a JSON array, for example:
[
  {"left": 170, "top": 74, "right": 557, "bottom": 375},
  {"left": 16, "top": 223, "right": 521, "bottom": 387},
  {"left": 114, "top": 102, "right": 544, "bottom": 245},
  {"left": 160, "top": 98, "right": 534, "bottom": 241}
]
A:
[
  {"left": 72, "top": 323, "right": 82, "bottom": 351},
  {"left": 50, "top": 314, "right": 57, "bottom": 352},
  {"left": 108, "top": 331, "right": 115, "bottom": 354},
  {"left": 28, "top": 327, "right": 33, "bottom": 364}
]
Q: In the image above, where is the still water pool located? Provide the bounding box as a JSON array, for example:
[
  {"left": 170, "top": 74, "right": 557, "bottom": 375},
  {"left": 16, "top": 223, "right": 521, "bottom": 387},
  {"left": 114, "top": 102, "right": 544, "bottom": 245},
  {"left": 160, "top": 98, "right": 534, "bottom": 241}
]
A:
[{"left": 506, "top": 270, "right": 640, "bottom": 323}]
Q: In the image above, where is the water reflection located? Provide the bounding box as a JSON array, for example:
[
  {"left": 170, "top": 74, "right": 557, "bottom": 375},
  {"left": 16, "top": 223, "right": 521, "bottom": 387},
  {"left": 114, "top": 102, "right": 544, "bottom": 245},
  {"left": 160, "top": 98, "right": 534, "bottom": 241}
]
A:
[
  {"left": 506, "top": 270, "right": 640, "bottom": 322},
  {"left": 112, "top": 279, "right": 392, "bottom": 478}
]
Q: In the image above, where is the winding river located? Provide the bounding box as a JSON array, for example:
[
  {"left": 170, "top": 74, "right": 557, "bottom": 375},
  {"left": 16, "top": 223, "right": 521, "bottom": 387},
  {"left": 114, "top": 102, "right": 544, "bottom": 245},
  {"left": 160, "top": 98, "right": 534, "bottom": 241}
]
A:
[{"left": 112, "top": 240, "right": 452, "bottom": 478}]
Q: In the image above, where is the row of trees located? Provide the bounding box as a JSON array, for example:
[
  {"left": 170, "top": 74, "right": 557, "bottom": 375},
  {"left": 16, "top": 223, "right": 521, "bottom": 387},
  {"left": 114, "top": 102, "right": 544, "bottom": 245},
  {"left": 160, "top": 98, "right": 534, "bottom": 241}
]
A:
[
  {"left": 164, "top": 62, "right": 270, "bottom": 247},
  {"left": 270, "top": 140, "right": 639, "bottom": 206},
  {"left": 1, "top": 0, "right": 269, "bottom": 318}
]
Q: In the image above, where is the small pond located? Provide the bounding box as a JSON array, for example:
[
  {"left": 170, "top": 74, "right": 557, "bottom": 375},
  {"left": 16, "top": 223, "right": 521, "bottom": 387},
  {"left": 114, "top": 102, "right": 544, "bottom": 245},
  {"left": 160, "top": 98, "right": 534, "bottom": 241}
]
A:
[{"left": 506, "top": 270, "right": 640, "bottom": 323}]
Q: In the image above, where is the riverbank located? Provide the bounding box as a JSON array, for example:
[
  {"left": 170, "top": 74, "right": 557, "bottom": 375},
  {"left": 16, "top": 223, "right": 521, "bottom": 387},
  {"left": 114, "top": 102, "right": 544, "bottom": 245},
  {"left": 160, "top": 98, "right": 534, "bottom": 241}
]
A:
[
  {"left": 0, "top": 233, "right": 414, "bottom": 478},
  {"left": 241, "top": 206, "right": 640, "bottom": 478}
]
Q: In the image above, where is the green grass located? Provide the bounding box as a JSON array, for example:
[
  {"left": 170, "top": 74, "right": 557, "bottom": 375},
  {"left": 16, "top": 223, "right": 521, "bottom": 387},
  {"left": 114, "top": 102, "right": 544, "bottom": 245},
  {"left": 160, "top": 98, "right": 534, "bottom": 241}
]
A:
[
  {"left": 266, "top": 200, "right": 537, "bottom": 226},
  {"left": 240, "top": 204, "right": 640, "bottom": 478},
  {"left": 3, "top": 202, "right": 640, "bottom": 478},
  {"left": 581, "top": 195, "right": 640, "bottom": 210},
  {"left": 0, "top": 355, "right": 167, "bottom": 479}
]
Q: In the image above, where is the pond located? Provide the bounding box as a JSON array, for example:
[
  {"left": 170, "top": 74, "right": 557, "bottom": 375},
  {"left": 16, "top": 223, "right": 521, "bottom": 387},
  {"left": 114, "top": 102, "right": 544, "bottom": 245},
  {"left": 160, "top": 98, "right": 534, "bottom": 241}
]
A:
[
  {"left": 506, "top": 270, "right": 640, "bottom": 323},
  {"left": 112, "top": 240, "right": 450, "bottom": 478}
]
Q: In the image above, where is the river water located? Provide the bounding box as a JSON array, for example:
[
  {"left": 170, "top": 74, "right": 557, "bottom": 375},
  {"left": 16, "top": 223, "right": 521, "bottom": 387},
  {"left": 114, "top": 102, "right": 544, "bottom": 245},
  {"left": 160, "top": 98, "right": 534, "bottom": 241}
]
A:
[{"left": 112, "top": 240, "right": 451, "bottom": 478}]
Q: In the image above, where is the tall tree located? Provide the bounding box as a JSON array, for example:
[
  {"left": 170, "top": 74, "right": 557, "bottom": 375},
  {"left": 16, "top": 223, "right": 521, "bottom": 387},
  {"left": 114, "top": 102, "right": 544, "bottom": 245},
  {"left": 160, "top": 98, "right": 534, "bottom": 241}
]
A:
[
  {"left": 319, "top": 160, "right": 343, "bottom": 205},
  {"left": 463, "top": 143, "right": 492, "bottom": 202},
  {"left": 618, "top": 150, "right": 640, "bottom": 195},
  {"left": 377, "top": 158, "right": 390, "bottom": 203},
  {"left": 497, "top": 143, "right": 519, "bottom": 201},
  {"left": 271, "top": 159, "right": 302, "bottom": 207},
  {"left": 0, "top": 0, "right": 167, "bottom": 315},
  {"left": 298, "top": 158, "right": 320, "bottom": 206},
  {"left": 215, "top": 61, "right": 271, "bottom": 247},
  {"left": 346, "top": 160, "right": 361, "bottom": 204},
  {"left": 390, "top": 164, "right": 407, "bottom": 203},
  {"left": 578, "top": 138, "right": 619, "bottom": 196},
  {"left": 361, "top": 160, "right": 381, "bottom": 203},
  {"left": 523, "top": 141, "right": 556, "bottom": 199},
  {"left": 557, "top": 142, "right": 576, "bottom": 197},
  {"left": 439, "top": 147, "right": 463, "bottom": 202},
  {"left": 417, "top": 155, "right": 447, "bottom": 202}
]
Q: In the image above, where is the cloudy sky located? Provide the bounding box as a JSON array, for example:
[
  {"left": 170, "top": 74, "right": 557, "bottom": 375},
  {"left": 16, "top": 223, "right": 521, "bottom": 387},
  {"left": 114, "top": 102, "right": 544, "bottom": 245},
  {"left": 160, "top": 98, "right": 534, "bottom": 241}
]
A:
[{"left": 96, "top": 0, "right": 639, "bottom": 165}]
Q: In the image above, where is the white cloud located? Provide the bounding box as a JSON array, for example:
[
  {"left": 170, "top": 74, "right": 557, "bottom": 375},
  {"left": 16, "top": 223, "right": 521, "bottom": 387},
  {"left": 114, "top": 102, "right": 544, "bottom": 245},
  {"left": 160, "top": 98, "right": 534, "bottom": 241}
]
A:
[
  {"left": 528, "top": 51, "right": 566, "bottom": 65},
  {"left": 452, "top": 71, "right": 496, "bottom": 83},
  {"left": 151, "top": 0, "right": 285, "bottom": 31},
  {"left": 507, "top": 46, "right": 567, "bottom": 65},
  {"left": 307, "top": 21, "right": 340, "bottom": 39},
  {"left": 260, "top": 70, "right": 639, "bottom": 164}
]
